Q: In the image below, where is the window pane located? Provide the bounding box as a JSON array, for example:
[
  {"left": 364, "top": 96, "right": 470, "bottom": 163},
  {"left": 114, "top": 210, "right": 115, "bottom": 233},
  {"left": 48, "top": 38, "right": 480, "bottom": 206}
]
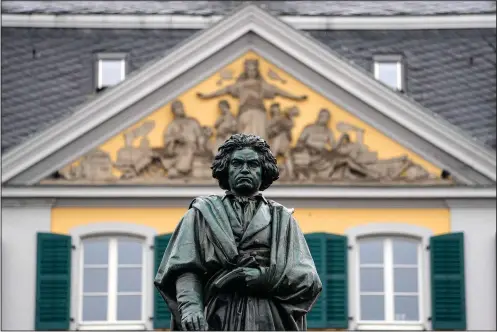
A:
[
  {"left": 82, "top": 295, "right": 108, "bottom": 321},
  {"left": 118, "top": 267, "right": 142, "bottom": 293},
  {"left": 394, "top": 267, "right": 418, "bottom": 293},
  {"left": 118, "top": 239, "right": 142, "bottom": 265},
  {"left": 84, "top": 239, "right": 108, "bottom": 265},
  {"left": 394, "top": 295, "right": 419, "bottom": 321},
  {"left": 360, "top": 295, "right": 385, "bottom": 321},
  {"left": 393, "top": 239, "right": 418, "bottom": 265},
  {"left": 83, "top": 267, "right": 108, "bottom": 293},
  {"left": 359, "top": 239, "right": 383, "bottom": 264},
  {"left": 117, "top": 295, "right": 142, "bottom": 321},
  {"left": 100, "top": 59, "right": 124, "bottom": 87},
  {"left": 377, "top": 62, "right": 399, "bottom": 89},
  {"left": 360, "top": 267, "right": 384, "bottom": 292}
]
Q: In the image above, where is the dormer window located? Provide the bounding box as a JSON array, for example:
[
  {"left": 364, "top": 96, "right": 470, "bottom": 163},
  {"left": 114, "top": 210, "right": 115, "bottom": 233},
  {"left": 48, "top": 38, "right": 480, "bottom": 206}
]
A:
[
  {"left": 95, "top": 53, "right": 127, "bottom": 92},
  {"left": 373, "top": 55, "right": 405, "bottom": 92}
]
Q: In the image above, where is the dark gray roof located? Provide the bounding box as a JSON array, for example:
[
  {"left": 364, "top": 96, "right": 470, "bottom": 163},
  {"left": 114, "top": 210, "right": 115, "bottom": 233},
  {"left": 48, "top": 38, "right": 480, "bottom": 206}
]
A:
[
  {"left": 2, "top": 1, "right": 496, "bottom": 16},
  {"left": 1, "top": 27, "right": 496, "bottom": 153}
]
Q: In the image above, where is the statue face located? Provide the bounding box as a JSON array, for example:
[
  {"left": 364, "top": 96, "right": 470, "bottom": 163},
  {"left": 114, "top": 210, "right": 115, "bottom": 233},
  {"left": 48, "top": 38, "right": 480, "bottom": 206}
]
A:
[
  {"left": 317, "top": 110, "right": 330, "bottom": 125},
  {"left": 172, "top": 101, "right": 185, "bottom": 117},
  {"left": 228, "top": 148, "right": 262, "bottom": 196},
  {"left": 270, "top": 104, "right": 280, "bottom": 117},
  {"left": 245, "top": 62, "right": 259, "bottom": 79}
]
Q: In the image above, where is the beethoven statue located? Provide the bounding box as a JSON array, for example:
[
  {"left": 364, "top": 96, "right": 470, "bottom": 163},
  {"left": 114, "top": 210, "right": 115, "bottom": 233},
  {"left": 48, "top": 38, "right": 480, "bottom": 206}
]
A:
[{"left": 154, "top": 133, "right": 322, "bottom": 331}]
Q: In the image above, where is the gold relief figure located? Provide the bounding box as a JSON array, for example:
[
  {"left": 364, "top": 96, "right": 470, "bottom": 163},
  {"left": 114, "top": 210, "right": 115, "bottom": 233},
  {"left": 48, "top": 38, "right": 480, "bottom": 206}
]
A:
[
  {"left": 161, "top": 100, "right": 203, "bottom": 178},
  {"left": 192, "top": 126, "right": 216, "bottom": 179},
  {"left": 291, "top": 109, "right": 337, "bottom": 180},
  {"left": 197, "top": 59, "right": 307, "bottom": 141},
  {"left": 213, "top": 100, "right": 237, "bottom": 154},
  {"left": 267, "top": 104, "right": 300, "bottom": 179},
  {"left": 115, "top": 121, "right": 156, "bottom": 179}
]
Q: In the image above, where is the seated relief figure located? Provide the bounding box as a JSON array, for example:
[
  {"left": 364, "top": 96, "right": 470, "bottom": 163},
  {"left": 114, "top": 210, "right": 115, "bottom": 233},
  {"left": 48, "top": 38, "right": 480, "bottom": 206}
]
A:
[
  {"left": 197, "top": 59, "right": 307, "bottom": 141},
  {"left": 161, "top": 100, "right": 203, "bottom": 178},
  {"left": 155, "top": 134, "right": 322, "bottom": 331}
]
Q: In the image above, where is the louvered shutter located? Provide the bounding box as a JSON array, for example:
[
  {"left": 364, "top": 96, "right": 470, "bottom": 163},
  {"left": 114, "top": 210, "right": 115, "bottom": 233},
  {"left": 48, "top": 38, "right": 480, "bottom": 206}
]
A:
[
  {"left": 305, "top": 233, "right": 349, "bottom": 329},
  {"left": 325, "top": 234, "right": 348, "bottom": 328},
  {"left": 430, "top": 232, "right": 466, "bottom": 330},
  {"left": 305, "top": 233, "right": 326, "bottom": 328},
  {"left": 35, "top": 232, "right": 72, "bottom": 330},
  {"left": 154, "top": 234, "right": 173, "bottom": 329}
]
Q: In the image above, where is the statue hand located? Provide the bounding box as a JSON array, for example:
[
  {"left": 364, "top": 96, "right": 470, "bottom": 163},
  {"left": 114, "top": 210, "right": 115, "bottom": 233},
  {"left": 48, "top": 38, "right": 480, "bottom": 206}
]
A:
[
  {"left": 196, "top": 92, "right": 206, "bottom": 99},
  {"left": 298, "top": 95, "right": 308, "bottom": 101},
  {"left": 181, "top": 310, "right": 208, "bottom": 331},
  {"left": 241, "top": 267, "right": 263, "bottom": 288}
]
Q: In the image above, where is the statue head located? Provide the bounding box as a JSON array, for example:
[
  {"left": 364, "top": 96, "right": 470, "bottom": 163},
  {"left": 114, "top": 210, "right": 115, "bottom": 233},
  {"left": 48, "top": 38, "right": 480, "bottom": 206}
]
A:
[
  {"left": 317, "top": 108, "right": 331, "bottom": 126},
  {"left": 171, "top": 100, "right": 185, "bottom": 118},
  {"left": 218, "top": 100, "right": 231, "bottom": 115},
  {"left": 212, "top": 133, "right": 279, "bottom": 196},
  {"left": 238, "top": 59, "right": 261, "bottom": 81},
  {"left": 269, "top": 103, "right": 281, "bottom": 118}
]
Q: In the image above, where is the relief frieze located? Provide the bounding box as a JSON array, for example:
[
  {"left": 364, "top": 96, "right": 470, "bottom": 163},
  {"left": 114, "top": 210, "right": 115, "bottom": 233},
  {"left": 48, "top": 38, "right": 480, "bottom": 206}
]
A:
[{"left": 43, "top": 59, "right": 453, "bottom": 185}]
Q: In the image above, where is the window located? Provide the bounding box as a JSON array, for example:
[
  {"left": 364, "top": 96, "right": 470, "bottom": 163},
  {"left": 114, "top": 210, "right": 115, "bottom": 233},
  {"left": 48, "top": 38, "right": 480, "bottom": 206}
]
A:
[
  {"left": 80, "top": 236, "right": 145, "bottom": 330},
  {"left": 357, "top": 236, "right": 423, "bottom": 330},
  {"left": 96, "top": 53, "right": 126, "bottom": 91},
  {"left": 374, "top": 56, "right": 404, "bottom": 91}
]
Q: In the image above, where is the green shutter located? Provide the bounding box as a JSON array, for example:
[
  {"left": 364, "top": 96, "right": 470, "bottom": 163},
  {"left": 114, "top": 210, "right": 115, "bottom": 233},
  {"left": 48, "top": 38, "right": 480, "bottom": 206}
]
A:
[
  {"left": 325, "top": 234, "right": 348, "bottom": 329},
  {"left": 305, "top": 233, "right": 348, "bottom": 329},
  {"left": 305, "top": 233, "right": 327, "bottom": 328},
  {"left": 154, "top": 234, "right": 173, "bottom": 329},
  {"left": 35, "top": 232, "right": 72, "bottom": 331},
  {"left": 430, "top": 232, "right": 466, "bottom": 330}
]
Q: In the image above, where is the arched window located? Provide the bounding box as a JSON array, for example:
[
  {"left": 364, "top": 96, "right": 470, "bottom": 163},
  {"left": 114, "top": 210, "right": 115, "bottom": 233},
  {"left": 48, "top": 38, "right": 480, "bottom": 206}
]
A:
[
  {"left": 357, "top": 236, "right": 423, "bottom": 327},
  {"left": 80, "top": 236, "right": 146, "bottom": 328}
]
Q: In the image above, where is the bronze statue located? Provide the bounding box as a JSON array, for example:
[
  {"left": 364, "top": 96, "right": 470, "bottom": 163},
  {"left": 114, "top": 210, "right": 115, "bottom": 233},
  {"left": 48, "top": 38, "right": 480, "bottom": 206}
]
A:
[
  {"left": 197, "top": 59, "right": 307, "bottom": 141},
  {"left": 154, "top": 133, "right": 322, "bottom": 331}
]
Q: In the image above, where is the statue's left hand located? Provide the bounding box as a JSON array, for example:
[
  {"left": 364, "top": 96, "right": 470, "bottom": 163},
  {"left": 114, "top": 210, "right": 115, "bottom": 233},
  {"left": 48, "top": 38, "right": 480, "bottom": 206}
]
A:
[
  {"left": 298, "top": 95, "right": 308, "bottom": 101},
  {"left": 241, "top": 267, "right": 264, "bottom": 288}
]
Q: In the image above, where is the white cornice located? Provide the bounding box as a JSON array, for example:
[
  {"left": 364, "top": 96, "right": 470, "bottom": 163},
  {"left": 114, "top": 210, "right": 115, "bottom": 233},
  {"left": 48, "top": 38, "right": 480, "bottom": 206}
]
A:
[
  {"left": 1, "top": 13, "right": 496, "bottom": 30},
  {"left": 1, "top": 186, "right": 496, "bottom": 199}
]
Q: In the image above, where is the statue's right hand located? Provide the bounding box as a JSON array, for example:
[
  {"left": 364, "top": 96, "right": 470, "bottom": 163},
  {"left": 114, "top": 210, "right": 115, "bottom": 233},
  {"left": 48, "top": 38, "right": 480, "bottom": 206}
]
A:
[
  {"left": 196, "top": 92, "right": 206, "bottom": 99},
  {"left": 181, "top": 310, "right": 208, "bottom": 331}
]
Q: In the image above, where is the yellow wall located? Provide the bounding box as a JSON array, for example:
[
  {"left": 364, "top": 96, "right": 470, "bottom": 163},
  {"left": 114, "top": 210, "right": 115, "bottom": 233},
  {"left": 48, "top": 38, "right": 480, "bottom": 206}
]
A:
[
  {"left": 51, "top": 206, "right": 450, "bottom": 235},
  {"left": 62, "top": 50, "right": 442, "bottom": 176}
]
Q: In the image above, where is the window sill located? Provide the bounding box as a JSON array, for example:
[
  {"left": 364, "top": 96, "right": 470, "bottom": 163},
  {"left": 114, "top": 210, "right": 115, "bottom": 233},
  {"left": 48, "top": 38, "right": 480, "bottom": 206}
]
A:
[
  {"left": 356, "top": 322, "right": 424, "bottom": 330},
  {"left": 77, "top": 323, "right": 146, "bottom": 330}
]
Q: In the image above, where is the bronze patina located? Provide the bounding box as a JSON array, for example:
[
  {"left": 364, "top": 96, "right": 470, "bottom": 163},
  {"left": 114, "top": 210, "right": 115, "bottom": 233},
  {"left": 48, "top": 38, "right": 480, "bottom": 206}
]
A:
[{"left": 154, "top": 133, "right": 322, "bottom": 331}]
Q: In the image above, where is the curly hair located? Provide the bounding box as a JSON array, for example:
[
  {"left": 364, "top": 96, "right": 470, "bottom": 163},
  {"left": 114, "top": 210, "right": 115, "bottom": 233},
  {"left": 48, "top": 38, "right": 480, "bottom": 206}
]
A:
[{"left": 212, "top": 133, "right": 279, "bottom": 191}]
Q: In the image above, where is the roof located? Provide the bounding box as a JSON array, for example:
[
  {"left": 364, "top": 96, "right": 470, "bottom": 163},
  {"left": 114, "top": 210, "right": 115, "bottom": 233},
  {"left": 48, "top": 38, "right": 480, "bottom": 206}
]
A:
[
  {"left": 2, "top": 1, "right": 496, "bottom": 16},
  {"left": 2, "top": 27, "right": 495, "bottom": 152},
  {"left": 1, "top": 5, "right": 495, "bottom": 186}
]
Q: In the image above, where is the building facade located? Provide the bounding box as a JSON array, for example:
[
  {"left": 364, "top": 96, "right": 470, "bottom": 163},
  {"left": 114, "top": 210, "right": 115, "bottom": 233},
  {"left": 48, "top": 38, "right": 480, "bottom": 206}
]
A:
[{"left": 1, "top": 2, "right": 496, "bottom": 331}]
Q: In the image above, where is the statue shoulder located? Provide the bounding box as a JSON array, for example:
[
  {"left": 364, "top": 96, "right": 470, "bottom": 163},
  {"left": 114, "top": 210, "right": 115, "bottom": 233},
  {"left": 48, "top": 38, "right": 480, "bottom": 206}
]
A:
[
  {"left": 189, "top": 195, "right": 224, "bottom": 209},
  {"left": 267, "top": 199, "right": 295, "bottom": 215}
]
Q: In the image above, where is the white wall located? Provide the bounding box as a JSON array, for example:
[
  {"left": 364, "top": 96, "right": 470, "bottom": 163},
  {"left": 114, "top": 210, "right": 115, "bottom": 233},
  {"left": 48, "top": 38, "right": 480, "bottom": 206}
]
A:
[
  {"left": 1, "top": 200, "right": 52, "bottom": 330},
  {"left": 448, "top": 199, "right": 496, "bottom": 331}
]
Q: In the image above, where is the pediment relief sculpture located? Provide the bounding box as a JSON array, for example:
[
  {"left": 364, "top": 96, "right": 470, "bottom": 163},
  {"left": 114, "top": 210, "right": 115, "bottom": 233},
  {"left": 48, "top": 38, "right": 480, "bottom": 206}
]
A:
[{"left": 43, "top": 59, "right": 453, "bottom": 185}]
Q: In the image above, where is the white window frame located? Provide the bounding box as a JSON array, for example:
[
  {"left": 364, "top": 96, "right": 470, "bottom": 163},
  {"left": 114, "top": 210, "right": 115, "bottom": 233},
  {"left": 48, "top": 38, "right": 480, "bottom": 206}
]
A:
[
  {"left": 69, "top": 223, "right": 157, "bottom": 331},
  {"left": 95, "top": 53, "right": 127, "bottom": 90},
  {"left": 357, "top": 236, "right": 423, "bottom": 330},
  {"left": 373, "top": 55, "right": 405, "bottom": 91},
  {"left": 79, "top": 236, "right": 146, "bottom": 330},
  {"left": 346, "top": 223, "right": 433, "bottom": 331}
]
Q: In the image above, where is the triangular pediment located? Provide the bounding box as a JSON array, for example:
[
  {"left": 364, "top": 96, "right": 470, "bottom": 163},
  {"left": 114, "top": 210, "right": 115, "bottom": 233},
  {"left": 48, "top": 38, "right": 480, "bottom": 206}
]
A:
[{"left": 1, "top": 4, "right": 495, "bottom": 187}]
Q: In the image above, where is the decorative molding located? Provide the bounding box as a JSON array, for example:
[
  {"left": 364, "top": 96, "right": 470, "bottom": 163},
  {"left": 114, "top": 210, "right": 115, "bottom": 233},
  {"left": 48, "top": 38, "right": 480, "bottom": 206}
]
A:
[
  {"left": 2, "top": 13, "right": 496, "bottom": 30},
  {"left": 1, "top": 5, "right": 495, "bottom": 184},
  {"left": 1, "top": 186, "right": 495, "bottom": 199}
]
